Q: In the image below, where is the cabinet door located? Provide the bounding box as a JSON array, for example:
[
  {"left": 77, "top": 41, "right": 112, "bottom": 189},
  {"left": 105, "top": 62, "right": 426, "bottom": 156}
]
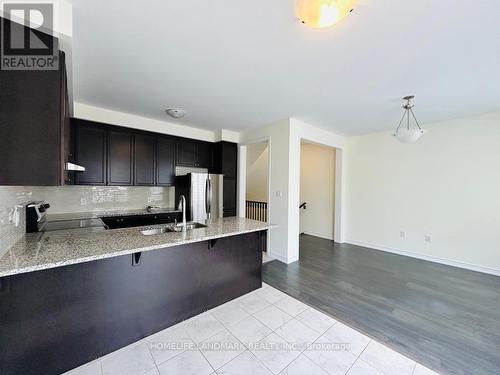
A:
[
  {"left": 108, "top": 129, "right": 134, "bottom": 186},
  {"left": 0, "top": 50, "right": 62, "bottom": 186},
  {"left": 134, "top": 133, "right": 156, "bottom": 186},
  {"left": 157, "top": 137, "right": 175, "bottom": 186},
  {"left": 223, "top": 178, "right": 237, "bottom": 217},
  {"left": 197, "top": 141, "right": 213, "bottom": 169},
  {"left": 176, "top": 139, "right": 197, "bottom": 167},
  {"left": 74, "top": 121, "right": 107, "bottom": 185},
  {"left": 222, "top": 142, "right": 237, "bottom": 179}
]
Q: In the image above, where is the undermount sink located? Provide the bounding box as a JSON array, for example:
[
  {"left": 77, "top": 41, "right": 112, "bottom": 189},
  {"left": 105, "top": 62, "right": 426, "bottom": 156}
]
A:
[
  {"left": 184, "top": 222, "right": 208, "bottom": 230},
  {"left": 140, "top": 222, "right": 207, "bottom": 235},
  {"left": 140, "top": 227, "right": 169, "bottom": 236}
]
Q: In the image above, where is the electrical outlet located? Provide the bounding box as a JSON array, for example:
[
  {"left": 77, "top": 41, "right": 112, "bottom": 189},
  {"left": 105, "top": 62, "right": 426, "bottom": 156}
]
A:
[
  {"left": 400, "top": 231, "right": 406, "bottom": 239},
  {"left": 425, "top": 235, "right": 431, "bottom": 243},
  {"left": 80, "top": 197, "right": 86, "bottom": 206},
  {"left": 275, "top": 190, "right": 282, "bottom": 198}
]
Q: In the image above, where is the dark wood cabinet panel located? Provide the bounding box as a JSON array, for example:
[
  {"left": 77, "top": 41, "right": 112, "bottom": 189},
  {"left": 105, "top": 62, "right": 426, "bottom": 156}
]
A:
[
  {"left": 213, "top": 141, "right": 238, "bottom": 217},
  {"left": 223, "top": 177, "right": 237, "bottom": 217},
  {"left": 176, "top": 139, "right": 197, "bottom": 167},
  {"left": 70, "top": 122, "right": 236, "bottom": 188},
  {"left": 0, "top": 49, "right": 66, "bottom": 186},
  {"left": 107, "top": 129, "right": 134, "bottom": 186},
  {"left": 197, "top": 141, "right": 213, "bottom": 169},
  {"left": 221, "top": 142, "right": 237, "bottom": 179},
  {"left": 74, "top": 120, "right": 107, "bottom": 185},
  {"left": 134, "top": 134, "right": 156, "bottom": 186},
  {"left": 157, "top": 137, "right": 175, "bottom": 186},
  {"left": 211, "top": 141, "right": 237, "bottom": 178},
  {"left": 176, "top": 139, "right": 213, "bottom": 168}
]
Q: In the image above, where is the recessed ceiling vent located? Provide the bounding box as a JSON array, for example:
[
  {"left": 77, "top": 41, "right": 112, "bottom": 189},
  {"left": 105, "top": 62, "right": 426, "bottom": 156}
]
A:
[{"left": 165, "top": 108, "right": 186, "bottom": 119}]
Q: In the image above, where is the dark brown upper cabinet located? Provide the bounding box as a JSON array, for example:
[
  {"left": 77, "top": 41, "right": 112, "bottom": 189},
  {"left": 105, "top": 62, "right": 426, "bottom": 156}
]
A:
[
  {"left": 0, "top": 33, "right": 70, "bottom": 186},
  {"left": 196, "top": 141, "right": 213, "bottom": 169},
  {"left": 212, "top": 141, "right": 238, "bottom": 217},
  {"left": 211, "top": 141, "right": 237, "bottom": 179},
  {"left": 157, "top": 137, "right": 175, "bottom": 186},
  {"left": 70, "top": 120, "right": 234, "bottom": 189},
  {"left": 107, "top": 128, "right": 134, "bottom": 186},
  {"left": 71, "top": 119, "right": 177, "bottom": 187},
  {"left": 176, "top": 139, "right": 213, "bottom": 169},
  {"left": 176, "top": 139, "right": 197, "bottom": 166},
  {"left": 134, "top": 133, "right": 156, "bottom": 186},
  {"left": 74, "top": 120, "right": 107, "bottom": 185}
]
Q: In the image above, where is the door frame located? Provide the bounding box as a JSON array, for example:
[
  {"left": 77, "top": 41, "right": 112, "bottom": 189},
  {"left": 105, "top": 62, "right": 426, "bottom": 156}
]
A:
[
  {"left": 297, "top": 139, "right": 342, "bottom": 243},
  {"left": 237, "top": 137, "right": 272, "bottom": 252}
]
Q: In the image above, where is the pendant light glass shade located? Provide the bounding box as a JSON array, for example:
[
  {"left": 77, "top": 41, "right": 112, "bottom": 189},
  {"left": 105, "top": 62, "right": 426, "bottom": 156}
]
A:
[
  {"left": 393, "top": 96, "right": 426, "bottom": 144},
  {"left": 295, "top": 0, "right": 357, "bottom": 28},
  {"left": 394, "top": 128, "right": 425, "bottom": 144}
]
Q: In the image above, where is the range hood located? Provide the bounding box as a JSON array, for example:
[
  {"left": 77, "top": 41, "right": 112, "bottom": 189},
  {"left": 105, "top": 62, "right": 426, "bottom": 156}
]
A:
[{"left": 65, "top": 162, "right": 86, "bottom": 172}]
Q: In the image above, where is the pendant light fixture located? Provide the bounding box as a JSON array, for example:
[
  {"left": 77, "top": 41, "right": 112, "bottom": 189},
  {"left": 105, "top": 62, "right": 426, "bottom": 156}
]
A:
[
  {"left": 393, "top": 96, "right": 426, "bottom": 143},
  {"left": 295, "top": 0, "right": 357, "bottom": 28}
]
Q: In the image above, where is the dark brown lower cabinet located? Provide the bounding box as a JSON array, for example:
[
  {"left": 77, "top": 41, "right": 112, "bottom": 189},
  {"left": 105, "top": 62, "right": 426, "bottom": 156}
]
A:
[{"left": 0, "top": 231, "right": 265, "bottom": 375}]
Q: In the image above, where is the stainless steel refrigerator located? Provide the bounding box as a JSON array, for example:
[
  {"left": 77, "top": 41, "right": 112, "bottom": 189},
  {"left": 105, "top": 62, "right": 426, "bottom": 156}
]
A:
[{"left": 175, "top": 173, "right": 224, "bottom": 223}]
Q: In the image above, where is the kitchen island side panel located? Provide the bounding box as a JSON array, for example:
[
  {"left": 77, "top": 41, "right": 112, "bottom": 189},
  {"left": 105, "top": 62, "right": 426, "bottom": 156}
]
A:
[{"left": 0, "top": 231, "right": 264, "bottom": 375}]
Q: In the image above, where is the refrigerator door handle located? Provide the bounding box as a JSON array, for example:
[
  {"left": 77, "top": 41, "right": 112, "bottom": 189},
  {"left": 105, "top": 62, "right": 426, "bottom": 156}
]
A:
[{"left": 205, "top": 178, "right": 212, "bottom": 217}]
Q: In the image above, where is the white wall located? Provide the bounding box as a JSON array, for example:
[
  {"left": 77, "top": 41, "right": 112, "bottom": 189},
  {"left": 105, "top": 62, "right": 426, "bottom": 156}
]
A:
[
  {"left": 246, "top": 142, "right": 268, "bottom": 202},
  {"left": 239, "top": 118, "right": 346, "bottom": 263},
  {"left": 288, "top": 119, "right": 346, "bottom": 261},
  {"left": 240, "top": 120, "right": 291, "bottom": 263},
  {"left": 300, "top": 143, "right": 336, "bottom": 240},
  {"left": 345, "top": 111, "right": 500, "bottom": 275},
  {"left": 74, "top": 102, "right": 219, "bottom": 142}
]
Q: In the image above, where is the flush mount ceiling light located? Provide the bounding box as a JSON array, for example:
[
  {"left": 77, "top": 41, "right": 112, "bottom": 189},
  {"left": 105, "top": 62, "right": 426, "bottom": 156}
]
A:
[
  {"left": 165, "top": 108, "right": 186, "bottom": 119},
  {"left": 393, "top": 96, "right": 426, "bottom": 144},
  {"left": 295, "top": 0, "right": 357, "bottom": 28}
]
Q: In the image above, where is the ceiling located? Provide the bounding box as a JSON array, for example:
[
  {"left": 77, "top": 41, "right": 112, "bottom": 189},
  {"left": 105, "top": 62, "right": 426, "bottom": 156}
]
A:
[{"left": 69, "top": 0, "right": 500, "bottom": 135}]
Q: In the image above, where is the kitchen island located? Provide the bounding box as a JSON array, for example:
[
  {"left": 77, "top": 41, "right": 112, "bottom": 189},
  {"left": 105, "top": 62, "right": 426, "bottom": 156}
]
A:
[{"left": 0, "top": 217, "right": 272, "bottom": 375}]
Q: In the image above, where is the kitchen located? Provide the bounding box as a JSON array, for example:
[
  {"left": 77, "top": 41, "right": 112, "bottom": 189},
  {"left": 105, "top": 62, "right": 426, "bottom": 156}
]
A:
[
  {"left": 0, "top": 11, "right": 272, "bottom": 375},
  {"left": 2, "top": 1, "right": 500, "bottom": 374}
]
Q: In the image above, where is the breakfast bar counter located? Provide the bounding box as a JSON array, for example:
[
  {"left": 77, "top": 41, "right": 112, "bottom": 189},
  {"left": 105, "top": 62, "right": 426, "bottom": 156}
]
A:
[{"left": 0, "top": 218, "right": 272, "bottom": 375}]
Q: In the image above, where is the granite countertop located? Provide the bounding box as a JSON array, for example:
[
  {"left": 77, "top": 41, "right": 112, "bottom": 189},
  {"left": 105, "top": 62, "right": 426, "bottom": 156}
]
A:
[
  {"left": 0, "top": 217, "right": 273, "bottom": 277},
  {"left": 47, "top": 207, "right": 181, "bottom": 221}
]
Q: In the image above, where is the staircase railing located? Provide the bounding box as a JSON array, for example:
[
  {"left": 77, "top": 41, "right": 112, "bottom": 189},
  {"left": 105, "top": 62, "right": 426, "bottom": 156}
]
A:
[{"left": 245, "top": 200, "right": 268, "bottom": 222}]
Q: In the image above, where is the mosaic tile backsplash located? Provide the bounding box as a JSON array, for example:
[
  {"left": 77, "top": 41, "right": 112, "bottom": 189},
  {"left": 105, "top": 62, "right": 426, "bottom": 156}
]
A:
[{"left": 0, "top": 186, "right": 175, "bottom": 255}]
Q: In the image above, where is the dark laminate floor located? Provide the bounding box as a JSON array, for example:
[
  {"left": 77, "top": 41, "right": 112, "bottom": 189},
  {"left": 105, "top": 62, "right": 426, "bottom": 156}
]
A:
[{"left": 262, "top": 235, "right": 500, "bottom": 375}]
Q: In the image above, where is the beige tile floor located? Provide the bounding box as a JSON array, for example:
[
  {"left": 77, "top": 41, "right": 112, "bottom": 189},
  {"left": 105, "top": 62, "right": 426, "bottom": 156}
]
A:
[{"left": 64, "top": 283, "right": 439, "bottom": 375}]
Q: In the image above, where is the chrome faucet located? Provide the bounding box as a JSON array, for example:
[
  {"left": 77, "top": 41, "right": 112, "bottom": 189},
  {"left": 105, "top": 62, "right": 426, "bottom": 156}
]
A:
[{"left": 177, "top": 195, "right": 187, "bottom": 231}]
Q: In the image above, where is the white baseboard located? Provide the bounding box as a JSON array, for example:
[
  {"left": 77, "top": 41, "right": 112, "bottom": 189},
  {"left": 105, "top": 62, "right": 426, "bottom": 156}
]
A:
[
  {"left": 346, "top": 240, "right": 500, "bottom": 277},
  {"left": 268, "top": 251, "right": 298, "bottom": 264},
  {"left": 302, "top": 231, "right": 334, "bottom": 241}
]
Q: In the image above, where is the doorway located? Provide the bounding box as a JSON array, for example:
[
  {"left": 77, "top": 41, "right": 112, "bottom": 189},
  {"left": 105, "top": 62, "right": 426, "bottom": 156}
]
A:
[
  {"left": 244, "top": 140, "right": 270, "bottom": 260},
  {"left": 299, "top": 141, "right": 336, "bottom": 242}
]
